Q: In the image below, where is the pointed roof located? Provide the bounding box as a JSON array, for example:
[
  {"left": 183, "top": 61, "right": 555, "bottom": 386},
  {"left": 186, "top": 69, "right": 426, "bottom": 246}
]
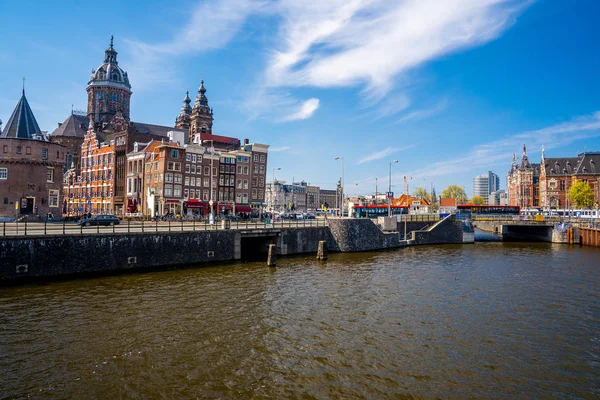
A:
[
  {"left": 180, "top": 90, "right": 192, "bottom": 116},
  {"left": 0, "top": 90, "right": 44, "bottom": 140},
  {"left": 50, "top": 113, "right": 89, "bottom": 138},
  {"left": 194, "top": 80, "right": 210, "bottom": 109}
]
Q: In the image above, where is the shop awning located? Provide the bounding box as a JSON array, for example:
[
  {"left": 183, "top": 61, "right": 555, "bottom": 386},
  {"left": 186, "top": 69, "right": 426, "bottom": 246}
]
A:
[
  {"left": 235, "top": 205, "right": 252, "bottom": 213},
  {"left": 165, "top": 199, "right": 181, "bottom": 204},
  {"left": 184, "top": 200, "right": 204, "bottom": 209}
]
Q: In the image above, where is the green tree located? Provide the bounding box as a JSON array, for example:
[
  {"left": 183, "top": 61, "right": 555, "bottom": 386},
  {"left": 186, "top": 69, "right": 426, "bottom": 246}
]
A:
[
  {"left": 569, "top": 180, "right": 594, "bottom": 208},
  {"left": 442, "top": 185, "right": 468, "bottom": 204},
  {"left": 413, "top": 186, "right": 430, "bottom": 199},
  {"left": 471, "top": 195, "right": 485, "bottom": 205}
]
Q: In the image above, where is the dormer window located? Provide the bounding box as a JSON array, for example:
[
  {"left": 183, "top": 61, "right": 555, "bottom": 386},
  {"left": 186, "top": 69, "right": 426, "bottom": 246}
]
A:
[{"left": 112, "top": 73, "right": 119, "bottom": 81}]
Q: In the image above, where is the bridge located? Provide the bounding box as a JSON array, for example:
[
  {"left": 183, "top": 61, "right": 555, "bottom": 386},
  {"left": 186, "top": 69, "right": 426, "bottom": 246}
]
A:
[{"left": 471, "top": 216, "right": 599, "bottom": 243}]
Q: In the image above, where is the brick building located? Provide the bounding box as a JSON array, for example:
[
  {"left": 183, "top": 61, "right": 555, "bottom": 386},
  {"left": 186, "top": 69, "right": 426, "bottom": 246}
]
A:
[
  {"left": 507, "top": 145, "right": 540, "bottom": 208},
  {"left": 1, "top": 90, "right": 66, "bottom": 219}
]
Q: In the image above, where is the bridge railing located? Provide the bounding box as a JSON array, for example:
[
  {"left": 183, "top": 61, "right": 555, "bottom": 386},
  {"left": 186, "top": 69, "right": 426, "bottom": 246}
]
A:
[
  {"left": 0, "top": 218, "right": 329, "bottom": 238},
  {"left": 470, "top": 215, "right": 600, "bottom": 226}
]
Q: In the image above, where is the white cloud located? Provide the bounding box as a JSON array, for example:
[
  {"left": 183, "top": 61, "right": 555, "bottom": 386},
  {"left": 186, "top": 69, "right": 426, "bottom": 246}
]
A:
[
  {"left": 405, "top": 110, "right": 600, "bottom": 179},
  {"left": 282, "top": 98, "right": 320, "bottom": 121},
  {"left": 270, "top": 146, "right": 291, "bottom": 152},
  {"left": 358, "top": 145, "right": 415, "bottom": 164},
  {"left": 266, "top": 0, "right": 529, "bottom": 98},
  {"left": 122, "top": 0, "right": 266, "bottom": 90},
  {"left": 392, "top": 98, "right": 448, "bottom": 124}
]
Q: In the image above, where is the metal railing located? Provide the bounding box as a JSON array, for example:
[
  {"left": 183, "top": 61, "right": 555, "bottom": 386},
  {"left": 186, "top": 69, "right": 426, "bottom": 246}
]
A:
[
  {"left": 396, "top": 214, "right": 441, "bottom": 222},
  {"left": 1, "top": 218, "right": 328, "bottom": 237}
]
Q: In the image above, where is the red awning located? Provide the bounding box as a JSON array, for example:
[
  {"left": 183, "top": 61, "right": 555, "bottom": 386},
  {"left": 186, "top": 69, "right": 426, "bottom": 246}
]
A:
[
  {"left": 184, "top": 201, "right": 204, "bottom": 209},
  {"left": 165, "top": 199, "right": 181, "bottom": 204},
  {"left": 236, "top": 205, "right": 252, "bottom": 213}
]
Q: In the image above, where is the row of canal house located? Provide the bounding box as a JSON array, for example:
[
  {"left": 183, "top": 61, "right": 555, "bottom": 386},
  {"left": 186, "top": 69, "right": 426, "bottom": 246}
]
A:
[{"left": 60, "top": 37, "right": 269, "bottom": 218}]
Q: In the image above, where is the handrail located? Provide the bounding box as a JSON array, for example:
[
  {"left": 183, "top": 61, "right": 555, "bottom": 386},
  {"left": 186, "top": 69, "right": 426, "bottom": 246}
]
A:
[{"left": 1, "top": 219, "right": 329, "bottom": 237}]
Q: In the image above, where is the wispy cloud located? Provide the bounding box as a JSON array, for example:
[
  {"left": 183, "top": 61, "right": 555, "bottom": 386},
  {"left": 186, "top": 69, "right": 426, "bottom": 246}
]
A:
[
  {"left": 270, "top": 146, "right": 291, "bottom": 152},
  {"left": 282, "top": 98, "right": 320, "bottom": 121},
  {"left": 266, "top": 0, "right": 529, "bottom": 98},
  {"left": 122, "top": 0, "right": 266, "bottom": 90},
  {"left": 405, "top": 110, "right": 600, "bottom": 179},
  {"left": 358, "top": 145, "right": 415, "bottom": 164},
  {"left": 392, "top": 98, "right": 448, "bottom": 124}
]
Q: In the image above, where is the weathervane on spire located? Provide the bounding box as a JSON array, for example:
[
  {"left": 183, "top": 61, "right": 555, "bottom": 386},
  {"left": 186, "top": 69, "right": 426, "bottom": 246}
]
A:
[
  {"left": 110, "top": 35, "right": 114, "bottom": 48},
  {"left": 22, "top": 76, "right": 25, "bottom": 94}
]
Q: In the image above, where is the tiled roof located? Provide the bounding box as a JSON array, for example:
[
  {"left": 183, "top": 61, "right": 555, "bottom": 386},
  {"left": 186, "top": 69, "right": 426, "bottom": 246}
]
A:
[
  {"left": 573, "top": 152, "right": 600, "bottom": 175},
  {"left": 543, "top": 157, "right": 579, "bottom": 175},
  {"left": 1, "top": 90, "right": 44, "bottom": 140},
  {"left": 50, "top": 113, "right": 89, "bottom": 137},
  {"left": 132, "top": 121, "right": 174, "bottom": 137}
]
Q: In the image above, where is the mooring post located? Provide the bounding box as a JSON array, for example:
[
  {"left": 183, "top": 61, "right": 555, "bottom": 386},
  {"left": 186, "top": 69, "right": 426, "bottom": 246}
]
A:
[
  {"left": 317, "top": 240, "right": 328, "bottom": 261},
  {"left": 267, "top": 244, "right": 277, "bottom": 267}
]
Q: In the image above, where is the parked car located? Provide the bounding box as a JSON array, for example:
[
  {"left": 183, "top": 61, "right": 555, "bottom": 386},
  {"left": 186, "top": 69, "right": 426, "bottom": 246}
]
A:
[
  {"left": 77, "top": 215, "right": 120, "bottom": 226},
  {"left": 305, "top": 213, "right": 316, "bottom": 219}
]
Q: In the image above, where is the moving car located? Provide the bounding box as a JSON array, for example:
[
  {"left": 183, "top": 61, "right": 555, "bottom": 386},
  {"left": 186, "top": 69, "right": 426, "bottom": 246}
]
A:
[{"left": 77, "top": 215, "right": 120, "bottom": 226}]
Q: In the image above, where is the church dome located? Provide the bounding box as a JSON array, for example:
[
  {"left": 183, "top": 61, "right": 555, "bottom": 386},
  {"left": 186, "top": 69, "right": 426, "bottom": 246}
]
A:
[{"left": 88, "top": 36, "right": 131, "bottom": 91}]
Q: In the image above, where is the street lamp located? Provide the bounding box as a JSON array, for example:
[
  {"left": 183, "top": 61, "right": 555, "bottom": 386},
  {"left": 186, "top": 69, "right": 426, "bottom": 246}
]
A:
[
  {"left": 388, "top": 159, "right": 398, "bottom": 216},
  {"left": 271, "top": 167, "right": 281, "bottom": 212},
  {"left": 204, "top": 139, "right": 217, "bottom": 224},
  {"left": 334, "top": 156, "right": 344, "bottom": 217}
]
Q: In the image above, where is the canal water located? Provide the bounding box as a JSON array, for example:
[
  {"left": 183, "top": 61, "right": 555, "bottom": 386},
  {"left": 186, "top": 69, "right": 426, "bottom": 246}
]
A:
[{"left": 1, "top": 243, "right": 599, "bottom": 399}]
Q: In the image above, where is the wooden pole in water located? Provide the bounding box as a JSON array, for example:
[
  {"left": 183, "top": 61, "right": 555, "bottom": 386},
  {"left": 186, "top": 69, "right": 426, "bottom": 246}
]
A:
[
  {"left": 317, "top": 240, "right": 328, "bottom": 261},
  {"left": 267, "top": 244, "right": 277, "bottom": 267}
]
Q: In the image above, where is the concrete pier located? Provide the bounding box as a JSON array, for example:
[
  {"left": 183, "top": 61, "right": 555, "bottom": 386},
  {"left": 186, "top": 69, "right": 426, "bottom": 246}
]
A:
[
  {"left": 317, "top": 240, "right": 328, "bottom": 261},
  {"left": 267, "top": 244, "right": 277, "bottom": 267}
]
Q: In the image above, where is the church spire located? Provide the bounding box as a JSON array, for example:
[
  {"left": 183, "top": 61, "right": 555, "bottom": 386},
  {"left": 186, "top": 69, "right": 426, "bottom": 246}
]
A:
[
  {"left": 180, "top": 89, "right": 192, "bottom": 116},
  {"left": 194, "top": 79, "right": 209, "bottom": 108},
  {"left": 104, "top": 35, "right": 118, "bottom": 64}
]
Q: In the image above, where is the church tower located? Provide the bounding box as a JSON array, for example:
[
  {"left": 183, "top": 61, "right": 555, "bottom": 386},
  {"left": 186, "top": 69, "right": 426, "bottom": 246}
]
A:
[
  {"left": 189, "top": 80, "right": 214, "bottom": 143},
  {"left": 86, "top": 36, "right": 132, "bottom": 127},
  {"left": 175, "top": 90, "right": 192, "bottom": 132}
]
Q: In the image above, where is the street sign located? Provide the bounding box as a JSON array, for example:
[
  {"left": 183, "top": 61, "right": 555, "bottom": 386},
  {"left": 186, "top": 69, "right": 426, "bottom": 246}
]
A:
[{"left": 387, "top": 192, "right": 394, "bottom": 199}]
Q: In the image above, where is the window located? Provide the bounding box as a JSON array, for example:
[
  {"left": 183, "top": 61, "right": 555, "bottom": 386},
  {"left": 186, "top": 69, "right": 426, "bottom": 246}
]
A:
[
  {"left": 196, "top": 189, "right": 202, "bottom": 199},
  {"left": 190, "top": 177, "right": 196, "bottom": 186},
  {"left": 197, "top": 155, "right": 202, "bottom": 163},
  {"left": 174, "top": 186, "right": 182, "bottom": 197},
  {"left": 42, "top": 148, "right": 48, "bottom": 160},
  {"left": 260, "top": 154, "right": 265, "bottom": 163},
  {"left": 186, "top": 164, "right": 191, "bottom": 173},
  {"left": 164, "top": 185, "right": 173, "bottom": 197},
  {"left": 175, "top": 162, "right": 181, "bottom": 171},
  {"left": 191, "top": 165, "right": 196, "bottom": 174},
  {"left": 212, "top": 167, "right": 217, "bottom": 176},
  {"left": 252, "top": 188, "right": 257, "bottom": 198},
  {"left": 26, "top": 147, "right": 31, "bottom": 155},
  {"left": 254, "top": 165, "right": 259, "bottom": 174},
  {"left": 243, "top": 166, "right": 249, "bottom": 175},
  {"left": 237, "top": 194, "right": 242, "bottom": 203},
  {"left": 204, "top": 166, "right": 210, "bottom": 175},
  {"left": 186, "top": 154, "right": 191, "bottom": 162},
  {"left": 254, "top": 154, "right": 259, "bottom": 162},
  {"left": 259, "top": 177, "right": 265, "bottom": 187},
  {"left": 0, "top": 168, "right": 7, "bottom": 179},
  {"left": 243, "top": 194, "right": 248, "bottom": 203},
  {"left": 171, "top": 150, "right": 179, "bottom": 158},
  {"left": 191, "top": 154, "right": 196, "bottom": 163},
  {"left": 175, "top": 174, "right": 182, "bottom": 184},
  {"left": 49, "top": 189, "right": 59, "bottom": 207},
  {"left": 237, "top": 165, "right": 242, "bottom": 174},
  {"left": 185, "top": 176, "right": 190, "bottom": 186},
  {"left": 47, "top": 167, "right": 54, "bottom": 183},
  {"left": 203, "top": 191, "right": 209, "bottom": 201},
  {"left": 243, "top": 179, "right": 248, "bottom": 189},
  {"left": 237, "top": 156, "right": 242, "bottom": 162},
  {"left": 2, "top": 145, "right": 7, "bottom": 153},
  {"left": 253, "top": 177, "right": 258, "bottom": 187},
  {"left": 16, "top": 146, "right": 22, "bottom": 154},
  {"left": 168, "top": 161, "right": 174, "bottom": 171},
  {"left": 165, "top": 173, "right": 173, "bottom": 183},
  {"left": 203, "top": 178, "right": 209, "bottom": 187},
  {"left": 259, "top": 165, "right": 265, "bottom": 174},
  {"left": 237, "top": 179, "right": 242, "bottom": 189},
  {"left": 184, "top": 189, "right": 189, "bottom": 198},
  {"left": 220, "top": 165, "right": 225, "bottom": 173}
]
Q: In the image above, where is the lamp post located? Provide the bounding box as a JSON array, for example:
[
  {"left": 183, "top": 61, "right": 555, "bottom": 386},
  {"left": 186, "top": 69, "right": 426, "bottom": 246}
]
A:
[
  {"left": 334, "top": 156, "right": 344, "bottom": 217},
  {"left": 388, "top": 159, "right": 398, "bottom": 216},
  {"left": 271, "top": 167, "right": 280, "bottom": 212},
  {"left": 204, "top": 140, "right": 216, "bottom": 224}
]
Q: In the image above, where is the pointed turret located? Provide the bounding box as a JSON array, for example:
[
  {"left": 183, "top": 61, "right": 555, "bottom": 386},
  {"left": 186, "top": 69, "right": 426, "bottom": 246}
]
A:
[
  {"left": 180, "top": 90, "right": 192, "bottom": 116},
  {"left": 0, "top": 89, "right": 44, "bottom": 140},
  {"left": 194, "top": 80, "right": 210, "bottom": 109}
]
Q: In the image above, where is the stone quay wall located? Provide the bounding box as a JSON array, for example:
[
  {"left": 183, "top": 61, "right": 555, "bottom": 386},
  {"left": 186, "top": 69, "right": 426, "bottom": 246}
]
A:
[
  {"left": 278, "top": 227, "right": 332, "bottom": 255},
  {"left": 0, "top": 231, "right": 235, "bottom": 281},
  {"left": 411, "top": 216, "right": 465, "bottom": 245},
  {"left": 327, "top": 219, "right": 404, "bottom": 252}
]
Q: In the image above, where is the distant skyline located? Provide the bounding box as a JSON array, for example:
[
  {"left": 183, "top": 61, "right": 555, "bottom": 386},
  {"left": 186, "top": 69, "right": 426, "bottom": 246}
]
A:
[{"left": 1, "top": 0, "right": 600, "bottom": 197}]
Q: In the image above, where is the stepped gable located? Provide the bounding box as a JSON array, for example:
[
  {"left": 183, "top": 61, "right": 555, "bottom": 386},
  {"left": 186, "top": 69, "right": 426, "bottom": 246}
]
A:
[{"left": 1, "top": 89, "right": 44, "bottom": 140}]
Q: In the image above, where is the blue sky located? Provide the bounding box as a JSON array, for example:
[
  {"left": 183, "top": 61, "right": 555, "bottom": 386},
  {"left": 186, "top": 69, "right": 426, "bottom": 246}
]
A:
[{"left": 1, "top": 0, "right": 600, "bottom": 197}]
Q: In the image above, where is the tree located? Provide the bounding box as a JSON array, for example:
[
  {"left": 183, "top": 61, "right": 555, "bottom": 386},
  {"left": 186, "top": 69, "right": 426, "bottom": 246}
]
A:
[
  {"left": 413, "top": 186, "right": 430, "bottom": 200},
  {"left": 442, "top": 185, "right": 468, "bottom": 204},
  {"left": 569, "top": 180, "right": 594, "bottom": 208},
  {"left": 471, "top": 195, "right": 485, "bottom": 205}
]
